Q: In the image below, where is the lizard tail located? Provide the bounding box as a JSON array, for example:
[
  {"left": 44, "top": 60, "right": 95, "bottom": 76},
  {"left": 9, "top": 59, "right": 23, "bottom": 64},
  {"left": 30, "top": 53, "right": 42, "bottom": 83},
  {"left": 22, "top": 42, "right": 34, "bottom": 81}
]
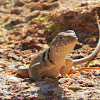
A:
[{"left": 73, "top": 14, "right": 100, "bottom": 65}]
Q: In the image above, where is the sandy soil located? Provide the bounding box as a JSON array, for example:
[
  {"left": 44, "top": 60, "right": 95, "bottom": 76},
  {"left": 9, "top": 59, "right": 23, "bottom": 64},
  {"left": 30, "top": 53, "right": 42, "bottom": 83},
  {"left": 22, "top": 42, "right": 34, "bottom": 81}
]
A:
[{"left": 0, "top": 0, "right": 100, "bottom": 99}]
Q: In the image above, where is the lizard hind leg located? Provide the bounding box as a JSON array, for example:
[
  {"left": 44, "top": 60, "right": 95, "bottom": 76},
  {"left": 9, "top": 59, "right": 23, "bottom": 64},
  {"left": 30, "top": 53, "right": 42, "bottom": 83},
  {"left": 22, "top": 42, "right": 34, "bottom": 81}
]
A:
[{"left": 65, "top": 58, "right": 73, "bottom": 75}]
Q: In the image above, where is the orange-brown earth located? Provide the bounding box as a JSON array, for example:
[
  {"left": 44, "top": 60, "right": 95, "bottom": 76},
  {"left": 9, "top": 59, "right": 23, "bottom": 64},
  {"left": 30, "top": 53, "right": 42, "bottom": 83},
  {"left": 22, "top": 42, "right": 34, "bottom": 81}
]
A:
[{"left": 0, "top": 0, "right": 100, "bottom": 99}]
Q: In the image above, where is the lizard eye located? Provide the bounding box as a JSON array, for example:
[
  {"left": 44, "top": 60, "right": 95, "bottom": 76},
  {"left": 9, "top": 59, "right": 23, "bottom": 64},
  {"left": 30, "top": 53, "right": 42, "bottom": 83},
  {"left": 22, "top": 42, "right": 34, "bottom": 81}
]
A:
[{"left": 59, "top": 37, "right": 62, "bottom": 39}]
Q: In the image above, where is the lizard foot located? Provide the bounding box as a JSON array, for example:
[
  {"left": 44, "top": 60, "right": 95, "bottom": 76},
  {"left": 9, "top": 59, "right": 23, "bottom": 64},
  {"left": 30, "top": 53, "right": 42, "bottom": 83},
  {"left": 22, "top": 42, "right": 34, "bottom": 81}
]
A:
[{"left": 59, "top": 66, "right": 66, "bottom": 77}]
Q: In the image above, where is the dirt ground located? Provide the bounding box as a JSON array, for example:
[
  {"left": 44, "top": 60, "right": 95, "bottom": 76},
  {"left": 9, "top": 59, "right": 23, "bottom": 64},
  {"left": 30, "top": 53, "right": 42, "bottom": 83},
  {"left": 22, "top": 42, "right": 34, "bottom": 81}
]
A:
[{"left": 0, "top": 0, "right": 100, "bottom": 99}]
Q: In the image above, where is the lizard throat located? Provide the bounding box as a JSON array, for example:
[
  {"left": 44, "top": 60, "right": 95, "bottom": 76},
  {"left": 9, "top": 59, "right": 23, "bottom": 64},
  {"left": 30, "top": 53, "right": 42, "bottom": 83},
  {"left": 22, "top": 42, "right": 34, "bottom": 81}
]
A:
[{"left": 50, "top": 40, "right": 77, "bottom": 64}]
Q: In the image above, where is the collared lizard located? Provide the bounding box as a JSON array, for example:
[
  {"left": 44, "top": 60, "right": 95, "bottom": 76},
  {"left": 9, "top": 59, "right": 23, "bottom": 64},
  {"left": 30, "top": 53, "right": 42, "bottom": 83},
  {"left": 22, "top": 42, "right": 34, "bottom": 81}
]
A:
[
  {"left": 17, "top": 30, "right": 78, "bottom": 81},
  {"left": 16, "top": 15, "right": 100, "bottom": 81}
]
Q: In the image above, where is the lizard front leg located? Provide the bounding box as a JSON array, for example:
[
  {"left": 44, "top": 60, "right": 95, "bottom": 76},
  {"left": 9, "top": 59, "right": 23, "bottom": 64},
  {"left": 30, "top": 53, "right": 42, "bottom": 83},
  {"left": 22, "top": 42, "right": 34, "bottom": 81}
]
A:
[
  {"left": 65, "top": 58, "right": 73, "bottom": 75},
  {"left": 59, "top": 58, "right": 73, "bottom": 77},
  {"left": 59, "top": 66, "right": 66, "bottom": 77},
  {"left": 28, "top": 62, "right": 46, "bottom": 81}
]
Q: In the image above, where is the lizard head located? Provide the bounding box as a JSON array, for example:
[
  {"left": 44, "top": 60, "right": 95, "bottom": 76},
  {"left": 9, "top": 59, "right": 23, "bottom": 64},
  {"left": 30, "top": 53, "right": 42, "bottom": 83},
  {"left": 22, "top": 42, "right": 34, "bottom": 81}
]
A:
[
  {"left": 49, "top": 30, "right": 78, "bottom": 64},
  {"left": 50, "top": 30, "right": 78, "bottom": 47}
]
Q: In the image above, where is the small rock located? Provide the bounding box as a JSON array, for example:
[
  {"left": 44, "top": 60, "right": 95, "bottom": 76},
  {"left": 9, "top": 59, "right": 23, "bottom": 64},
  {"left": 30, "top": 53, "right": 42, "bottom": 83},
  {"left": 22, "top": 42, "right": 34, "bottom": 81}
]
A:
[
  {"left": 21, "top": 38, "right": 42, "bottom": 50},
  {"left": 30, "top": 3, "right": 43, "bottom": 11},
  {"left": 15, "top": 1, "right": 24, "bottom": 7},
  {"left": 9, "top": 76, "right": 18, "bottom": 81},
  {"left": 58, "top": 78, "right": 68, "bottom": 84},
  {"left": 27, "top": 95, "right": 44, "bottom": 100},
  {"left": 68, "top": 85, "right": 82, "bottom": 92},
  {"left": 80, "top": 2, "right": 88, "bottom": 7},
  {"left": 84, "top": 37, "right": 97, "bottom": 44},
  {"left": 80, "top": 81, "right": 94, "bottom": 87},
  {"left": 95, "top": 63, "right": 100, "bottom": 67},
  {"left": 10, "top": 8, "right": 22, "bottom": 15},
  {"left": 3, "top": 96, "right": 12, "bottom": 100},
  {"left": 93, "top": 70, "right": 100, "bottom": 76},
  {"left": 72, "top": 53, "right": 84, "bottom": 59},
  {"left": 74, "top": 42, "right": 83, "bottom": 49}
]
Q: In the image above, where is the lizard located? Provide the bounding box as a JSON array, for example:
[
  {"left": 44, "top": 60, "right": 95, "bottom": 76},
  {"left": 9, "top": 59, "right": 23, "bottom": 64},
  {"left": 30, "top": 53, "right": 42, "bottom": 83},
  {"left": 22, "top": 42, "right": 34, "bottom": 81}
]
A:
[
  {"left": 16, "top": 30, "right": 78, "bottom": 81},
  {"left": 16, "top": 15, "right": 100, "bottom": 81}
]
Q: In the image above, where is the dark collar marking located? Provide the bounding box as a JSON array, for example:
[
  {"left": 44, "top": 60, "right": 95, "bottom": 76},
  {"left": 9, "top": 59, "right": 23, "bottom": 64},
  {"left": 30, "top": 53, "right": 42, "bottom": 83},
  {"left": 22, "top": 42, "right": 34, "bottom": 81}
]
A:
[
  {"left": 47, "top": 48, "right": 54, "bottom": 64},
  {"left": 42, "top": 50, "right": 46, "bottom": 63}
]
